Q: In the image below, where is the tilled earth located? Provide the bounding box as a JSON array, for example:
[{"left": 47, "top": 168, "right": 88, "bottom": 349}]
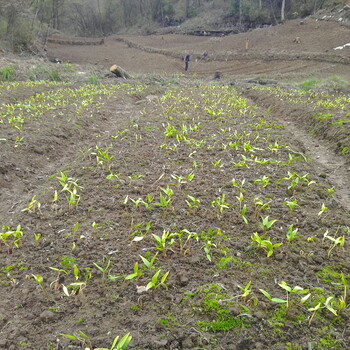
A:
[{"left": 0, "top": 14, "right": 350, "bottom": 350}]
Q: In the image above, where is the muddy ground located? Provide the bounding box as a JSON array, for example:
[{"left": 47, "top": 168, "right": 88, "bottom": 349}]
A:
[{"left": 0, "top": 13, "right": 350, "bottom": 350}]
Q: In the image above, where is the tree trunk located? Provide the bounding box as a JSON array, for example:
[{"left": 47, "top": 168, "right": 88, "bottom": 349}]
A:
[{"left": 281, "top": 0, "right": 286, "bottom": 22}]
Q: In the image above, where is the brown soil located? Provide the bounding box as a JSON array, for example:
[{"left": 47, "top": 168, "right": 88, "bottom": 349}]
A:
[
  {"left": 1, "top": 15, "right": 350, "bottom": 350},
  {"left": 46, "top": 17, "right": 350, "bottom": 80}
]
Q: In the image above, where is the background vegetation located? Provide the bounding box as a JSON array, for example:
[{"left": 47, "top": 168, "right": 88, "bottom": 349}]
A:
[{"left": 0, "top": 0, "right": 346, "bottom": 52}]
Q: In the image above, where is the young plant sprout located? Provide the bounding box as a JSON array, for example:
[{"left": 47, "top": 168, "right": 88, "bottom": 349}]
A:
[
  {"left": 32, "top": 274, "right": 47, "bottom": 296},
  {"left": 253, "top": 196, "right": 271, "bottom": 218},
  {"left": 237, "top": 281, "right": 252, "bottom": 300},
  {"left": 152, "top": 231, "right": 175, "bottom": 258},
  {"left": 139, "top": 253, "right": 158, "bottom": 270},
  {"left": 95, "top": 332, "right": 132, "bottom": 350},
  {"left": 286, "top": 224, "right": 302, "bottom": 241},
  {"left": 283, "top": 198, "right": 299, "bottom": 211},
  {"left": 253, "top": 175, "right": 270, "bottom": 188},
  {"left": 185, "top": 195, "right": 201, "bottom": 211},
  {"left": 146, "top": 269, "right": 170, "bottom": 290},
  {"left": 21, "top": 195, "right": 41, "bottom": 214},
  {"left": 261, "top": 216, "right": 277, "bottom": 233},
  {"left": 277, "top": 281, "right": 309, "bottom": 308},
  {"left": 318, "top": 203, "right": 329, "bottom": 216},
  {"left": 0, "top": 224, "right": 23, "bottom": 254},
  {"left": 124, "top": 262, "right": 143, "bottom": 280},
  {"left": 323, "top": 230, "right": 345, "bottom": 256},
  {"left": 211, "top": 193, "right": 230, "bottom": 219},
  {"left": 93, "top": 258, "right": 112, "bottom": 279},
  {"left": 61, "top": 331, "right": 93, "bottom": 349},
  {"left": 251, "top": 232, "right": 283, "bottom": 257}
]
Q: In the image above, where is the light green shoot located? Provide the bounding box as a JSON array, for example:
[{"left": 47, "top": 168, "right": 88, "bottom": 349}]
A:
[
  {"left": 124, "top": 262, "right": 143, "bottom": 280},
  {"left": 185, "top": 195, "right": 201, "bottom": 210},
  {"left": 261, "top": 216, "right": 277, "bottom": 232},
  {"left": 139, "top": 253, "right": 158, "bottom": 270},
  {"left": 241, "top": 204, "right": 248, "bottom": 224},
  {"left": 61, "top": 331, "right": 92, "bottom": 349},
  {"left": 21, "top": 195, "right": 41, "bottom": 214},
  {"left": 251, "top": 232, "right": 283, "bottom": 257},
  {"left": 286, "top": 224, "right": 302, "bottom": 241},
  {"left": 318, "top": 203, "right": 328, "bottom": 216},
  {"left": 93, "top": 259, "right": 111, "bottom": 279},
  {"left": 283, "top": 198, "right": 299, "bottom": 211},
  {"left": 253, "top": 175, "right": 270, "bottom": 188},
  {"left": 95, "top": 332, "right": 132, "bottom": 350},
  {"left": 259, "top": 289, "right": 287, "bottom": 304},
  {"left": 73, "top": 265, "right": 79, "bottom": 280},
  {"left": 232, "top": 177, "right": 246, "bottom": 192},
  {"left": 33, "top": 233, "right": 42, "bottom": 243},
  {"left": 326, "top": 186, "right": 335, "bottom": 197},
  {"left": 278, "top": 281, "right": 309, "bottom": 308},
  {"left": 237, "top": 281, "right": 252, "bottom": 299},
  {"left": 323, "top": 230, "right": 345, "bottom": 256},
  {"left": 146, "top": 269, "right": 170, "bottom": 291},
  {"left": 32, "top": 274, "right": 46, "bottom": 296},
  {"left": 152, "top": 231, "right": 175, "bottom": 257},
  {"left": 211, "top": 193, "right": 230, "bottom": 219},
  {"left": 0, "top": 224, "right": 23, "bottom": 254},
  {"left": 253, "top": 196, "right": 271, "bottom": 217},
  {"left": 160, "top": 185, "right": 174, "bottom": 197}
]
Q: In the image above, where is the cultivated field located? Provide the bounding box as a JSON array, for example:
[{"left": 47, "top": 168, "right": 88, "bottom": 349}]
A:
[{"left": 0, "top": 13, "right": 350, "bottom": 350}]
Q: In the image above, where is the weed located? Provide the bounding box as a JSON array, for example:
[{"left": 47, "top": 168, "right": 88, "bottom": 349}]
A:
[{"left": 0, "top": 65, "right": 15, "bottom": 81}]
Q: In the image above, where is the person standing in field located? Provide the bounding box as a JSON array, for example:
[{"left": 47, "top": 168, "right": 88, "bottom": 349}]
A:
[{"left": 185, "top": 54, "right": 191, "bottom": 71}]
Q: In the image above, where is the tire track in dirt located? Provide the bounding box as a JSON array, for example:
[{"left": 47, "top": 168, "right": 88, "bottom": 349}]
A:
[{"left": 244, "top": 89, "right": 350, "bottom": 213}]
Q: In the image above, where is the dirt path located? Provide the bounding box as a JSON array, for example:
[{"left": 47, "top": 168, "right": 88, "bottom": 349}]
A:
[{"left": 244, "top": 89, "right": 350, "bottom": 212}]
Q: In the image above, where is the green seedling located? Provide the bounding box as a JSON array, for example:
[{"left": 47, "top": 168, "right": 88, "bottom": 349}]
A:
[
  {"left": 254, "top": 175, "right": 270, "bottom": 188},
  {"left": 236, "top": 192, "right": 244, "bottom": 210},
  {"left": 308, "top": 296, "right": 338, "bottom": 325},
  {"left": 186, "top": 195, "right": 201, "bottom": 210},
  {"left": 259, "top": 289, "right": 287, "bottom": 305},
  {"left": 160, "top": 185, "right": 174, "bottom": 198},
  {"left": 261, "top": 216, "right": 277, "bottom": 233},
  {"left": 241, "top": 204, "right": 248, "bottom": 224},
  {"left": 286, "top": 224, "right": 302, "bottom": 241},
  {"left": 171, "top": 173, "right": 186, "bottom": 189},
  {"left": 253, "top": 196, "right": 271, "bottom": 218},
  {"left": 203, "top": 240, "right": 216, "bottom": 262},
  {"left": 152, "top": 231, "right": 175, "bottom": 258},
  {"left": 32, "top": 274, "right": 47, "bottom": 296},
  {"left": 318, "top": 203, "right": 329, "bottom": 216},
  {"left": 61, "top": 331, "right": 92, "bottom": 349},
  {"left": 93, "top": 145, "right": 114, "bottom": 168},
  {"left": 212, "top": 159, "right": 223, "bottom": 168},
  {"left": 95, "top": 332, "right": 132, "bottom": 350},
  {"left": 22, "top": 195, "right": 42, "bottom": 214},
  {"left": 323, "top": 230, "right": 345, "bottom": 256},
  {"left": 211, "top": 193, "right": 230, "bottom": 219},
  {"left": 62, "top": 282, "right": 86, "bottom": 297},
  {"left": 124, "top": 262, "right": 143, "bottom": 280},
  {"left": 176, "top": 229, "right": 199, "bottom": 254},
  {"left": 251, "top": 232, "right": 282, "bottom": 257},
  {"left": 139, "top": 253, "right": 158, "bottom": 270},
  {"left": 146, "top": 269, "right": 170, "bottom": 290},
  {"left": 278, "top": 281, "right": 309, "bottom": 308},
  {"left": 164, "top": 123, "right": 178, "bottom": 138},
  {"left": 326, "top": 187, "right": 335, "bottom": 197},
  {"left": 237, "top": 281, "right": 252, "bottom": 299},
  {"left": 33, "top": 233, "right": 42, "bottom": 243},
  {"left": 93, "top": 258, "right": 111, "bottom": 279},
  {"left": 154, "top": 192, "right": 172, "bottom": 209},
  {"left": 0, "top": 225, "right": 23, "bottom": 254},
  {"left": 283, "top": 198, "right": 299, "bottom": 211}
]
